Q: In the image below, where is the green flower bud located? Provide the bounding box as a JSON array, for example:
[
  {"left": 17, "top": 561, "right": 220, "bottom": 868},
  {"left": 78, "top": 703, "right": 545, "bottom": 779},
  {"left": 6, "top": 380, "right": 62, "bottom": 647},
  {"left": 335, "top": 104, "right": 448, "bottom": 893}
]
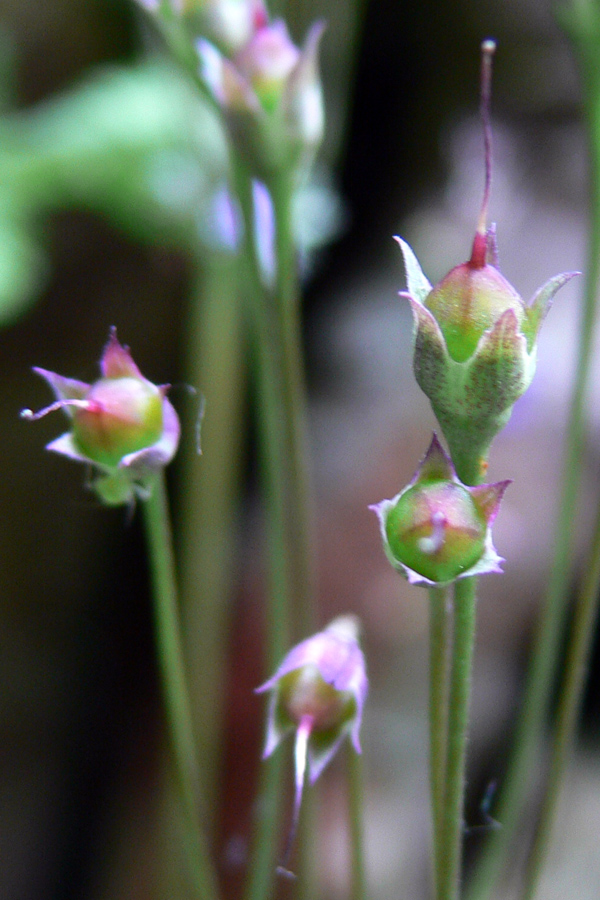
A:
[
  {"left": 397, "top": 234, "right": 576, "bottom": 484},
  {"left": 395, "top": 42, "right": 578, "bottom": 482},
  {"left": 72, "top": 375, "right": 164, "bottom": 467},
  {"left": 371, "top": 435, "right": 510, "bottom": 587}
]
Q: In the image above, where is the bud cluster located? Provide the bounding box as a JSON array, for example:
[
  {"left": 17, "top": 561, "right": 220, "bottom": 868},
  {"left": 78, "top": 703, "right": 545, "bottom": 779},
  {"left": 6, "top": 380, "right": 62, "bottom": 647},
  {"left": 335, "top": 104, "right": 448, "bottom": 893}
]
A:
[{"left": 134, "top": 0, "right": 325, "bottom": 177}]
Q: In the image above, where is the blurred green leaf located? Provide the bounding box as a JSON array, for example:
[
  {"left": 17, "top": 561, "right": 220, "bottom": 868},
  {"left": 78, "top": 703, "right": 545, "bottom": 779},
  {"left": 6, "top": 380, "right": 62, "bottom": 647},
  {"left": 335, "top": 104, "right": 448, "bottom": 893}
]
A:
[{"left": 0, "top": 60, "right": 231, "bottom": 324}]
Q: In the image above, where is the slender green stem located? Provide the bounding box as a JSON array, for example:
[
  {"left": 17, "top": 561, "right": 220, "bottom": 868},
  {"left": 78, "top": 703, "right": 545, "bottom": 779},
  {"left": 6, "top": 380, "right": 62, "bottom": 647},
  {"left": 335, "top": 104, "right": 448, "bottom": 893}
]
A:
[
  {"left": 178, "top": 254, "right": 246, "bottom": 826},
  {"left": 347, "top": 745, "right": 367, "bottom": 900},
  {"left": 438, "top": 577, "right": 478, "bottom": 900},
  {"left": 236, "top": 163, "right": 316, "bottom": 900},
  {"left": 268, "top": 170, "right": 317, "bottom": 900},
  {"left": 521, "top": 498, "right": 600, "bottom": 899},
  {"left": 429, "top": 585, "right": 451, "bottom": 898},
  {"left": 233, "top": 162, "right": 293, "bottom": 900},
  {"left": 247, "top": 751, "right": 288, "bottom": 900},
  {"left": 268, "top": 168, "right": 317, "bottom": 899},
  {"left": 296, "top": 787, "right": 318, "bottom": 900},
  {"left": 234, "top": 164, "right": 292, "bottom": 661},
  {"left": 141, "top": 472, "right": 220, "bottom": 900},
  {"left": 267, "top": 169, "right": 316, "bottom": 638},
  {"left": 467, "top": 8, "right": 600, "bottom": 898}
]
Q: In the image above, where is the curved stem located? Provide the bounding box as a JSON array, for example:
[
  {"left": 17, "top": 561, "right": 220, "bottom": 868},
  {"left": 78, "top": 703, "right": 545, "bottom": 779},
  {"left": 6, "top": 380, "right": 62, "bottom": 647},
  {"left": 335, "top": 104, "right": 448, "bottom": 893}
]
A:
[
  {"left": 438, "top": 576, "right": 478, "bottom": 900},
  {"left": 521, "top": 498, "right": 600, "bottom": 899},
  {"left": 467, "top": 9, "right": 600, "bottom": 899},
  {"left": 429, "top": 585, "right": 451, "bottom": 897},
  {"left": 141, "top": 473, "right": 220, "bottom": 900}
]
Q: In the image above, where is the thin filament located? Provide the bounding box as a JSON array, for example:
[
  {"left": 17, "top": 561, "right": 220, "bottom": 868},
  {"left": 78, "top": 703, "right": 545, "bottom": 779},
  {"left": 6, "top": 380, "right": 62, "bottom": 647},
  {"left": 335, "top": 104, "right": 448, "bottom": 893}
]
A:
[{"left": 21, "top": 398, "right": 90, "bottom": 420}]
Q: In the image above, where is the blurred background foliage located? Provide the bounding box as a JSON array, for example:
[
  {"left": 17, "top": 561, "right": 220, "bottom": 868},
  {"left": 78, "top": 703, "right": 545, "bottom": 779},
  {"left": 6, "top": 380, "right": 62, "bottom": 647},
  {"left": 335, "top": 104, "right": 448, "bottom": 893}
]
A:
[{"left": 0, "top": 1, "right": 592, "bottom": 899}]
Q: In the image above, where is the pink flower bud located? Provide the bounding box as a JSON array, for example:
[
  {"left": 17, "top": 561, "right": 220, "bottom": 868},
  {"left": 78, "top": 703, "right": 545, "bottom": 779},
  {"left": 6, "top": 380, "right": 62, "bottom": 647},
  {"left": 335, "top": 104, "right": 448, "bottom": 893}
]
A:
[
  {"left": 256, "top": 616, "right": 367, "bottom": 874},
  {"left": 197, "top": 19, "right": 325, "bottom": 176},
  {"left": 257, "top": 615, "right": 367, "bottom": 780},
  {"left": 234, "top": 20, "right": 300, "bottom": 112},
  {"left": 22, "top": 329, "right": 180, "bottom": 505}
]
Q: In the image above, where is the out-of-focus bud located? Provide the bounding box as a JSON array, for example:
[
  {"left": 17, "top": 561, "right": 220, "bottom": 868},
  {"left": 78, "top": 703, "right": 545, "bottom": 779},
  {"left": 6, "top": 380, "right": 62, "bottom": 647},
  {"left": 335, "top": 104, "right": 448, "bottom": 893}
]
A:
[
  {"left": 370, "top": 434, "right": 509, "bottom": 587},
  {"left": 198, "top": 19, "right": 325, "bottom": 177},
  {"left": 182, "top": 0, "right": 268, "bottom": 55},
  {"left": 256, "top": 616, "right": 367, "bottom": 872},
  {"left": 234, "top": 19, "right": 300, "bottom": 112},
  {"left": 22, "top": 328, "right": 180, "bottom": 505}
]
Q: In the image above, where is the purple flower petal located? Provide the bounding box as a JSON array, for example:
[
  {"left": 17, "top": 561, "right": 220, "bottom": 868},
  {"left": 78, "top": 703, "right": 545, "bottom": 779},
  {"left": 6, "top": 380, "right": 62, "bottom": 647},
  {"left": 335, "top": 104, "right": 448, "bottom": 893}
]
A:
[{"left": 101, "top": 328, "right": 143, "bottom": 379}]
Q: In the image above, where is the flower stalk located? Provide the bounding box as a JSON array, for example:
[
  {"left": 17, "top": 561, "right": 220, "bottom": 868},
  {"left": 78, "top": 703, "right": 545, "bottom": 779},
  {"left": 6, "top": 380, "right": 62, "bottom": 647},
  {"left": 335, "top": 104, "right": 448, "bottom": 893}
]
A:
[
  {"left": 429, "top": 585, "right": 451, "bottom": 896},
  {"left": 178, "top": 253, "right": 246, "bottom": 825},
  {"left": 233, "top": 162, "right": 294, "bottom": 900},
  {"left": 438, "top": 575, "right": 478, "bottom": 900},
  {"left": 347, "top": 742, "right": 367, "bottom": 900},
  {"left": 142, "top": 472, "right": 221, "bottom": 900}
]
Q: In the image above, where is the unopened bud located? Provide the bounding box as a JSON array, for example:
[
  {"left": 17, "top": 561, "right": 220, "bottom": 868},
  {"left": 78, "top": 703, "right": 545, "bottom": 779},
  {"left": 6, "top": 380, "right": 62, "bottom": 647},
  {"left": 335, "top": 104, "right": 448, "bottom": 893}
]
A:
[
  {"left": 371, "top": 435, "right": 509, "bottom": 586},
  {"left": 395, "top": 42, "right": 577, "bottom": 480},
  {"left": 23, "top": 329, "right": 180, "bottom": 505}
]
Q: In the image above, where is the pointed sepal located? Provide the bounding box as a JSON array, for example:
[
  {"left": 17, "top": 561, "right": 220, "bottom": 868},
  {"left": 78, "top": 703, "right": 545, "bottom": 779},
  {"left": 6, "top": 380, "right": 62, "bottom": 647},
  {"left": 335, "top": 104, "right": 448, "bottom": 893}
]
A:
[
  {"left": 395, "top": 236, "right": 432, "bottom": 304},
  {"left": 100, "top": 327, "right": 143, "bottom": 379},
  {"left": 524, "top": 271, "right": 580, "bottom": 347}
]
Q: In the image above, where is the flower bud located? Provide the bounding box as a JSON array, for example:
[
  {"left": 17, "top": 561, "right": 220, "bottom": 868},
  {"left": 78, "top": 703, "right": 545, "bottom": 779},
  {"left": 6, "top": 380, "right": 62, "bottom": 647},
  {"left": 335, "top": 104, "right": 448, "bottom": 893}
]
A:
[
  {"left": 256, "top": 615, "right": 368, "bottom": 874},
  {"left": 234, "top": 20, "right": 300, "bottom": 112},
  {"left": 22, "top": 329, "right": 180, "bottom": 505},
  {"left": 72, "top": 375, "right": 164, "bottom": 467},
  {"left": 395, "top": 42, "right": 578, "bottom": 481},
  {"left": 256, "top": 615, "right": 368, "bottom": 780},
  {"left": 370, "top": 434, "right": 509, "bottom": 587},
  {"left": 198, "top": 19, "right": 325, "bottom": 177}
]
